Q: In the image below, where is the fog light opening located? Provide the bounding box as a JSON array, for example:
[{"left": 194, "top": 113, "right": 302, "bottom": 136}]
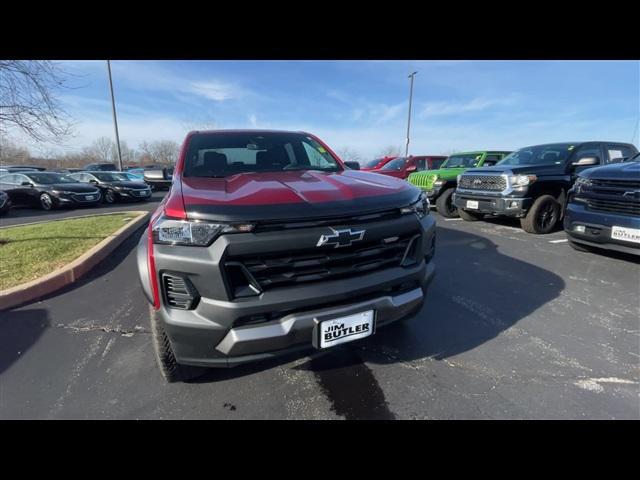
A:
[{"left": 574, "top": 225, "right": 586, "bottom": 233}]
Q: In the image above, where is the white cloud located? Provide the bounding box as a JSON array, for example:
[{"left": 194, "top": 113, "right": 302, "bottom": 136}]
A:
[
  {"left": 189, "top": 81, "right": 242, "bottom": 101},
  {"left": 420, "top": 95, "right": 520, "bottom": 117}
]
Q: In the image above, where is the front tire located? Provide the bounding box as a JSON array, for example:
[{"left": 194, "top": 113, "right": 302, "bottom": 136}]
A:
[
  {"left": 40, "top": 193, "right": 55, "bottom": 210},
  {"left": 520, "top": 195, "right": 561, "bottom": 234},
  {"left": 435, "top": 188, "right": 458, "bottom": 218},
  {"left": 458, "top": 208, "right": 484, "bottom": 221},
  {"left": 149, "top": 305, "right": 205, "bottom": 383},
  {"left": 104, "top": 189, "right": 116, "bottom": 204}
]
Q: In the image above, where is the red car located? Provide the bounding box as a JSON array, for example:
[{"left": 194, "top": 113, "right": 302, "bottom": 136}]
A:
[
  {"left": 137, "top": 129, "right": 436, "bottom": 381},
  {"left": 361, "top": 156, "right": 397, "bottom": 171},
  {"left": 373, "top": 155, "right": 447, "bottom": 179}
]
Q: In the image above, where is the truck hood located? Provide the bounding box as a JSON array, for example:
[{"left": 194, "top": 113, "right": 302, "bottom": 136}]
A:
[
  {"left": 463, "top": 163, "right": 565, "bottom": 176},
  {"left": 180, "top": 170, "right": 421, "bottom": 222},
  {"left": 579, "top": 160, "right": 640, "bottom": 180}
]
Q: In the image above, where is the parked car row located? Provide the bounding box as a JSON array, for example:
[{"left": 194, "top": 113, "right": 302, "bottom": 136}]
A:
[
  {"left": 0, "top": 170, "right": 152, "bottom": 213},
  {"left": 0, "top": 160, "right": 178, "bottom": 215},
  {"left": 396, "top": 141, "right": 638, "bottom": 257}
]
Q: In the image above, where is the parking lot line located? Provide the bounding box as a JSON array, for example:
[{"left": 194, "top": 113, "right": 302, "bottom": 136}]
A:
[
  {"left": 444, "top": 218, "right": 463, "bottom": 221},
  {"left": 549, "top": 239, "right": 568, "bottom": 244}
]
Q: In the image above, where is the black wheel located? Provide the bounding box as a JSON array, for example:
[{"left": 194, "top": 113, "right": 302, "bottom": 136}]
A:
[
  {"left": 104, "top": 189, "right": 116, "bottom": 204},
  {"left": 458, "top": 208, "right": 484, "bottom": 221},
  {"left": 568, "top": 239, "right": 597, "bottom": 253},
  {"left": 149, "top": 305, "right": 206, "bottom": 383},
  {"left": 435, "top": 188, "right": 458, "bottom": 218},
  {"left": 520, "top": 195, "right": 561, "bottom": 234},
  {"left": 40, "top": 193, "right": 54, "bottom": 210}
]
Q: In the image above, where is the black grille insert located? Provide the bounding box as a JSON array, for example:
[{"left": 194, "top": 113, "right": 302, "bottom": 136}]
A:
[
  {"left": 586, "top": 199, "right": 640, "bottom": 216},
  {"left": 459, "top": 175, "right": 506, "bottom": 191},
  {"left": 226, "top": 233, "right": 421, "bottom": 292}
]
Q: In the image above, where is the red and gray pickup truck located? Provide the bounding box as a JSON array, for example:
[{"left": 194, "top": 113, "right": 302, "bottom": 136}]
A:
[{"left": 137, "top": 129, "right": 436, "bottom": 382}]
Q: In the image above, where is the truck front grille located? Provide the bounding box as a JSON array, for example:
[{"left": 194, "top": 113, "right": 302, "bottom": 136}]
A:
[
  {"left": 582, "top": 179, "right": 640, "bottom": 216},
  {"left": 409, "top": 173, "right": 434, "bottom": 189},
  {"left": 586, "top": 199, "right": 640, "bottom": 216},
  {"left": 225, "top": 232, "right": 421, "bottom": 293},
  {"left": 458, "top": 175, "right": 506, "bottom": 191}
]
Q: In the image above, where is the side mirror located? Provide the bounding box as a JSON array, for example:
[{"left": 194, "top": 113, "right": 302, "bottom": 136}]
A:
[
  {"left": 344, "top": 161, "right": 360, "bottom": 170},
  {"left": 572, "top": 156, "right": 599, "bottom": 167},
  {"left": 89, "top": 179, "right": 98, "bottom": 184},
  {"left": 21, "top": 181, "right": 33, "bottom": 186},
  {"left": 406, "top": 165, "right": 417, "bottom": 173}
]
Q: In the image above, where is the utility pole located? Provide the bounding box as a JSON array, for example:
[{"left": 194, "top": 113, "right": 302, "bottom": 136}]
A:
[
  {"left": 405, "top": 71, "right": 418, "bottom": 157},
  {"left": 106, "top": 60, "right": 124, "bottom": 171}
]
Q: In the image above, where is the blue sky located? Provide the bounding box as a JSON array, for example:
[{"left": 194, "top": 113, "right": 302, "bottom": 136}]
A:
[{"left": 15, "top": 60, "right": 639, "bottom": 159}]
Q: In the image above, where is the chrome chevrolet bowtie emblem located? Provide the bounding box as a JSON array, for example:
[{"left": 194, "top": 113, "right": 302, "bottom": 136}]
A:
[{"left": 317, "top": 228, "right": 366, "bottom": 248}]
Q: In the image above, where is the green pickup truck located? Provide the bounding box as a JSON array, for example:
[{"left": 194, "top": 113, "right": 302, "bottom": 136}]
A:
[{"left": 408, "top": 151, "right": 511, "bottom": 217}]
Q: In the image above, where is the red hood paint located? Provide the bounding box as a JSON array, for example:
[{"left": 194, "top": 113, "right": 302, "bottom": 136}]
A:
[
  {"left": 180, "top": 170, "right": 410, "bottom": 206},
  {"left": 374, "top": 170, "right": 406, "bottom": 179},
  {"left": 172, "top": 170, "right": 420, "bottom": 222}
]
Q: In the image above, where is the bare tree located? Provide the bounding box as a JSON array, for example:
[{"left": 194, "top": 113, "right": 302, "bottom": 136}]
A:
[
  {"left": 0, "top": 60, "right": 74, "bottom": 143},
  {"left": 0, "top": 137, "right": 31, "bottom": 165},
  {"left": 375, "top": 145, "right": 402, "bottom": 158},
  {"left": 139, "top": 140, "right": 179, "bottom": 165},
  {"left": 89, "top": 136, "right": 116, "bottom": 162},
  {"left": 337, "top": 147, "right": 362, "bottom": 164}
]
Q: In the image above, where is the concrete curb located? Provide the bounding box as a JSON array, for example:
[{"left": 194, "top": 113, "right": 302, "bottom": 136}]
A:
[{"left": 0, "top": 211, "right": 150, "bottom": 311}]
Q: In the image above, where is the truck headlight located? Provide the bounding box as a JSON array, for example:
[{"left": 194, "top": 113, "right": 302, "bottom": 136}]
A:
[
  {"left": 509, "top": 174, "right": 537, "bottom": 187},
  {"left": 433, "top": 179, "right": 444, "bottom": 187},
  {"left": 152, "top": 215, "right": 254, "bottom": 246},
  {"left": 401, "top": 192, "right": 430, "bottom": 218}
]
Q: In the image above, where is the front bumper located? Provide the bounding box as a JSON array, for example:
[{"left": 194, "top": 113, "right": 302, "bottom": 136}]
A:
[
  {"left": 115, "top": 188, "right": 152, "bottom": 200},
  {"left": 564, "top": 201, "right": 640, "bottom": 256},
  {"left": 453, "top": 191, "right": 532, "bottom": 217},
  {"left": 138, "top": 212, "right": 436, "bottom": 367},
  {"left": 55, "top": 191, "right": 102, "bottom": 207}
]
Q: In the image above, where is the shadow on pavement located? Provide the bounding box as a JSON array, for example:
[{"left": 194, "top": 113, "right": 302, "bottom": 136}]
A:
[
  {"left": 481, "top": 214, "right": 564, "bottom": 233},
  {"left": 360, "top": 225, "right": 565, "bottom": 363},
  {"left": 0, "top": 309, "right": 50, "bottom": 375}
]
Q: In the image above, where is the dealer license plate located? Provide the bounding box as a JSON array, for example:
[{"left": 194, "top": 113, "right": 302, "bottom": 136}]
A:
[
  {"left": 466, "top": 200, "right": 479, "bottom": 209},
  {"left": 85, "top": 195, "right": 95, "bottom": 200},
  {"left": 611, "top": 226, "right": 640, "bottom": 244},
  {"left": 318, "top": 310, "right": 374, "bottom": 349}
]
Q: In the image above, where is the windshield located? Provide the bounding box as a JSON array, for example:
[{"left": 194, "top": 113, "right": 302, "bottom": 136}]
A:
[
  {"left": 118, "top": 172, "right": 143, "bottom": 180},
  {"left": 498, "top": 144, "right": 574, "bottom": 166},
  {"left": 443, "top": 154, "right": 482, "bottom": 168},
  {"left": 626, "top": 152, "right": 640, "bottom": 162},
  {"left": 364, "top": 158, "right": 384, "bottom": 169},
  {"left": 93, "top": 172, "right": 128, "bottom": 182},
  {"left": 381, "top": 157, "right": 406, "bottom": 170},
  {"left": 183, "top": 132, "right": 341, "bottom": 177},
  {"left": 26, "top": 173, "right": 78, "bottom": 184}
]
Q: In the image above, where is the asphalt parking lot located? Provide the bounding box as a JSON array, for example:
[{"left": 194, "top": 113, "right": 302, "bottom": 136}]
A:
[
  {"left": 1, "top": 209, "right": 638, "bottom": 419},
  {"left": 0, "top": 190, "right": 167, "bottom": 227}
]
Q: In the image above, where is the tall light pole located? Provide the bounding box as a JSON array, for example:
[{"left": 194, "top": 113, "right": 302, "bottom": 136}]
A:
[
  {"left": 405, "top": 71, "right": 418, "bottom": 157},
  {"left": 106, "top": 60, "right": 124, "bottom": 171}
]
